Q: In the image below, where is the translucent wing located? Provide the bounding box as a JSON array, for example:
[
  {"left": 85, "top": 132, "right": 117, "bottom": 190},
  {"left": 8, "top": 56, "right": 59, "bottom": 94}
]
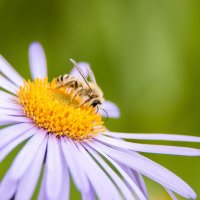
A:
[
  {"left": 70, "top": 59, "right": 92, "bottom": 91},
  {"left": 69, "top": 62, "right": 89, "bottom": 78},
  {"left": 70, "top": 59, "right": 96, "bottom": 83},
  {"left": 87, "top": 65, "right": 96, "bottom": 83}
]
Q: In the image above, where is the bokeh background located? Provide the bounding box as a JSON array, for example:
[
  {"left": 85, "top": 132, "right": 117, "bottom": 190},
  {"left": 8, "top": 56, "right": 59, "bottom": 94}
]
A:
[{"left": 0, "top": 0, "right": 200, "bottom": 199}]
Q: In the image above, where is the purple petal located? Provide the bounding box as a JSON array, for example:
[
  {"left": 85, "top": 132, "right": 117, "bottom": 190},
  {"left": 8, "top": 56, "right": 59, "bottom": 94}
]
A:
[
  {"left": 0, "top": 55, "right": 23, "bottom": 86},
  {"left": 0, "top": 128, "right": 39, "bottom": 199},
  {"left": 61, "top": 138, "right": 90, "bottom": 193},
  {"left": 74, "top": 142, "right": 109, "bottom": 200},
  {"left": 0, "top": 127, "right": 37, "bottom": 162},
  {"left": 38, "top": 163, "right": 47, "bottom": 200},
  {"left": 104, "top": 131, "right": 200, "bottom": 142},
  {"left": 90, "top": 141, "right": 196, "bottom": 199},
  {"left": 69, "top": 62, "right": 90, "bottom": 78},
  {"left": 76, "top": 142, "right": 122, "bottom": 200},
  {"left": 9, "top": 130, "right": 46, "bottom": 181},
  {"left": 15, "top": 135, "right": 48, "bottom": 200},
  {"left": 100, "top": 100, "right": 120, "bottom": 118},
  {"left": 122, "top": 167, "right": 148, "bottom": 199},
  {"left": 83, "top": 143, "right": 134, "bottom": 200},
  {"left": 45, "top": 135, "right": 63, "bottom": 200},
  {"left": 81, "top": 184, "right": 96, "bottom": 200},
  {"left": 60, "top": 152, "right": 70, "bottom": 200},
  {"left": 96, "top": 135, "right": 200, "bottom": 156},
  {"left": 0, "top": 90, "right": 17, "bottom": 101},
  {"left": 165, "top": 189, "right": 178, "bottom": 200},
  {"left": 0, "top": 108, "right": 24, "bottom": 116},
  {"left": 0, "top": 74, "right": 19, "bottom": 94},
  {"left": 29, "top": 42, "right": 47, "bottom": 80},
  {"left": 85, "top": 142, "right": 146, "bottom": 200},
  {"left": 0, "top": 122, "right": 31, "bottom": 138},
  {"left": 0, "top": 169, "right": 17, "bottom": 200},
  {"left": 0, "top": 100, "right": 22, "bottom": 110},
  {"left": 0, "top": 123, "right": 35, "bottom": 150},
  {"left": 0, "top": 115, "right": 32, "bottom": 126}
]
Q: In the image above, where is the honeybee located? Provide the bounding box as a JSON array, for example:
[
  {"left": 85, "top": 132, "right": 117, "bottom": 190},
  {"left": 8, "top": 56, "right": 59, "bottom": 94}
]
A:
[{"left": 55, "top": 59, "right": 105, "bottom": 108}]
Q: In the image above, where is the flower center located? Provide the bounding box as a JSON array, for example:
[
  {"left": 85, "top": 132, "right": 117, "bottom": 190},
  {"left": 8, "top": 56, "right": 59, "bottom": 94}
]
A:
[{"left": 17, "top": 78, "right": 105, "bottom": 140}]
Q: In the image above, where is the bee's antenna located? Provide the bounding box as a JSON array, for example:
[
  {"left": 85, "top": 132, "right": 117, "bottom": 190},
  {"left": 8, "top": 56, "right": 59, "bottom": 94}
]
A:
[
  {"left": 69, "top": 58, "right": 92, "bottom": 92},
  {"left": 99, "top": 107, "right": 109, "bottom": 121}
]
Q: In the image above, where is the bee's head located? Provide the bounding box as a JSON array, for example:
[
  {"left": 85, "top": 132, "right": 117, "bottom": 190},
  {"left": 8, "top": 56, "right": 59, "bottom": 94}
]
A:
[{"left": 91, "top": 99, "right": 102, "bottom": 107}]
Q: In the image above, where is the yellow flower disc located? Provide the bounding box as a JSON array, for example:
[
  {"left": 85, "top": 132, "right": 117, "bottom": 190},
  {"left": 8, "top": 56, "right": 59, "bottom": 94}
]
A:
[{"left": 17, "top": 78, "right": 105, "bottom": 140}]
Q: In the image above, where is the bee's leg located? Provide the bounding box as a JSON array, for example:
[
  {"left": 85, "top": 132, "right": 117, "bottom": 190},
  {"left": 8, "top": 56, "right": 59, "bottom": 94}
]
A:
[
  {"left": 70, "top": 87, "right": 83, "bottom": 104},
  {"left": 87, "top": 66, "right": 96, "bottom": 83},
  {"left": 65, "top": 80, "right": 79, "bottom": 89},
  {"left": 79, "top": 96, "right": 92, "bottom": 107}
]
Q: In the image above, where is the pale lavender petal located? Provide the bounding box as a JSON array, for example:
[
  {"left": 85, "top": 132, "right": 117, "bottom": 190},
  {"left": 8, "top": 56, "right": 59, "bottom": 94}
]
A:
[
  {"left": 105, "top": 156, "right": 146, "bottom": 200},
  {"left": 0, "top": 169, "right": 17, "bottom": 200},
  {"left": 69, "top": 62, "right": 90, "bottom": 78},
  {"left": 96, "top": 135, "right": 200, "bottom": 156},
  {"left": 83, "top": 143, "right": 135, "bottom": 200},
  {"left": 0, "top": 128, "right": 39, "bottom": 199},
  {"left": 0, "top": 123, "right": 35, "bottom": 149},
  {"left": 29, "top": 42, "right": 47, "bottom": 80},
  {"left": 165, "top": 189, "right": 178, "bottom": 200},
  {"left": 38, "top": 164, "right": 47, "bottom": 200},
  {"left": 122, "top": 167, "right": 148, "bottom": 199},
  {"left": 86, "top": 143, "right": 146, "bottom": 200},
  {"left": 59, "top": 152, "right": 70, "bottom": 200},
  {"left": 71, "top": 141, "right": 122, "bottom": 199},
  {"left": 15, "top": 135, "right": 47, "bottom": 200},
  {"left": 135, "top": 173, "right": 148, "bottom": 199},
  {"left": 61, "top": 138, "right": 90, "bottom": 193},
  {"left": 100, "top": 100, "right": 120, "bottom": 118},
  {"left": 0, "top": 74, "right": 19, "bottom": 94},
  {"left": 74, "top": 142, "right": 109, "bottom": 200},
  {"left": 41, "top": 136, "right": 70, "bottom": 200},
  {"left": 117, "top": 163, "right": 148, "bottom": 199},
  {"left": 90, "top": 141, "right": 196, "bottom": 199},
  {"left": 0, "top": 115, "right": 32, "bottom": 126},
  {"left": 9, "top": 130, "right": 46, "bottom": 181},
  {"left": 0, "top": 123, "right": 32, "bottom": 139},
  {"left": 76, "top": 142, "right": 122, "bottom": 200},
  {"left": 0, "top": 100, "right": 22, "bottom": 110},
  {"left": 67, "top": 139, "right": 91, "bottom": 194},
  {"left": 0, "top": 90, "right": 16, "bottom": 101},
  {"left": 0, "top": 127, "right": 37, "bottom": 162},
  {"left": 104, "top": 131, "right": 200, "bottom": 142},
  {"left": 0, "top": 55, "right": 23, "bottom": 86},
  {"left": 0, "top": 108, "right": 24, "bottom": 116},
  {"left": 117, "top": 165, "right": 138, "bottom": 192},
  {"left": 82, "top": 184, "right": 96, "bottom": 200},
  {"left": 45, "top": 134, "right": 63, "bottom": 200}
]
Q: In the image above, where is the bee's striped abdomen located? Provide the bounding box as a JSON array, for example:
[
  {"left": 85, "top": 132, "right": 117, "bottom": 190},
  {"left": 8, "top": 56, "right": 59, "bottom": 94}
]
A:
[
  {"left": 55, "top": 74, "right": 82, "bottom": 90},
  {"left": 57, "top": 74, "right": 69, "bottom": 83}
]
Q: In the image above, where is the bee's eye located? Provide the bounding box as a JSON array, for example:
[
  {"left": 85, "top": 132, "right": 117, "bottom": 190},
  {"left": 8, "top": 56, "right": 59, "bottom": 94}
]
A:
[{"left": 91, "top": 100, "right": 100, "bottom": 107}]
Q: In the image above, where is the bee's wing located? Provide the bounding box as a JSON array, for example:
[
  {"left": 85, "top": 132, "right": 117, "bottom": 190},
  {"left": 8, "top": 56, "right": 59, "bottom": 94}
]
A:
[
  {"left": 69, "top": 60, "right": 96, "bottom": 84},
  {"left": 70, "top": 59, "right": 93, "bottom": 90},
  {"left": 69, "top": 62, "right": 89, "bottom": 79},
  {"left": 87, "top": 65, "right": 96, "bottom": 84}
]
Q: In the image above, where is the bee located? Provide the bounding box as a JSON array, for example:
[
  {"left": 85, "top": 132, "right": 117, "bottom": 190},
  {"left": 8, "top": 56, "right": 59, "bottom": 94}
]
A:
[{"left": 55, "top": 59, "right": 105, "bottom": 108}]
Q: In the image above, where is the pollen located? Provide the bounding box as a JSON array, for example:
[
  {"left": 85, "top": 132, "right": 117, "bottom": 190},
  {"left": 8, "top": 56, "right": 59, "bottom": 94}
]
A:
[{"left": 17, "top": 78, "right": 105, "bottom": 140}]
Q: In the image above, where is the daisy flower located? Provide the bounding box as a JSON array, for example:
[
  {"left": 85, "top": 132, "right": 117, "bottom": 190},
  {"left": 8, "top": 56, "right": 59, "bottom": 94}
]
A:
[{"left": 0, "top": 42, "right": 200, "bottom": 200}]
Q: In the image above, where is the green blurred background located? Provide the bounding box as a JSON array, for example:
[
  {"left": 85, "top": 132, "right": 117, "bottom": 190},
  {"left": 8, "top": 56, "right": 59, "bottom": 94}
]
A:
[{"left": 0, "top": 0, "right": 200, "bottom": 199}]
